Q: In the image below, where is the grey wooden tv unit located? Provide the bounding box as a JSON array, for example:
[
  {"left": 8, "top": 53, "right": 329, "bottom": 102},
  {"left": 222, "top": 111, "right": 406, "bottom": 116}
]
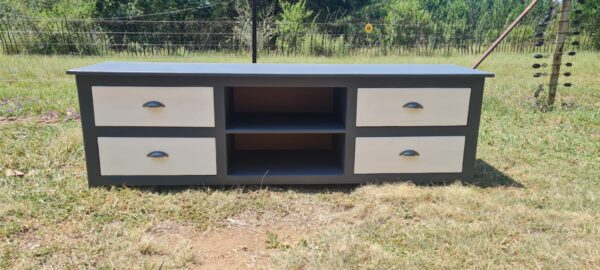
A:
[{"left": 67, "top": 62, "right": 493, "bottom": 186}]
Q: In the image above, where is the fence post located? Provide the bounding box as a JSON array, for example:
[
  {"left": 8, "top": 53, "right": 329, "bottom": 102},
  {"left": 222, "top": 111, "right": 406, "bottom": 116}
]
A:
[
  {"left": 251, "top": 0, "right": 257, "bottom": 63},
  {"left": 546, "top": 0, "right": 571, "bottom": 107}
]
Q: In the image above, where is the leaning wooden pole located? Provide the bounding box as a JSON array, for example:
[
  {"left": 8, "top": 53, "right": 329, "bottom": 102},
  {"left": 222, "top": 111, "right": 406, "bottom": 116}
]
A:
[
  {"left": 547, "top": 0, "right": 571, "bottom": 106},
  {"left": 472, "top": 0, "right": 540, "bottom": 69}
]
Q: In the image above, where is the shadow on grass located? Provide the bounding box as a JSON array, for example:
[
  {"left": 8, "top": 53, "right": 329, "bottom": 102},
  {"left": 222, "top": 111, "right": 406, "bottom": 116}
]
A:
[
  {"left": 468, "top": 159, "right": 524, "bottom": 188},
  {"left": 129, "top": 184, "right": 359, "bottom": 195},
  {"left": 115, "top": 159, "right": 521, "bottom": 193}
]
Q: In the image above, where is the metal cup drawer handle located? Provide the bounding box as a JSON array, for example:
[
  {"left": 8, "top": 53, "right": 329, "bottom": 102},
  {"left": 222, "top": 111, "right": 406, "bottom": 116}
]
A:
[
  {"left": 147, "top": 151, "right": 169, "bottom": 158},
  {"left": 142, "top": 101, "right": 166, "bottom": 108},
  {"left": 399, "top": 149, "right": 419, "bottom": 157},
  {"left": 402, "top": 102, "right": 423, "bottom": 109}
]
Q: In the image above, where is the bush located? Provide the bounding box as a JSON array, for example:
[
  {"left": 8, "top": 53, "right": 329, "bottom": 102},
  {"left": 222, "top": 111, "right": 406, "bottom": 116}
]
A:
[{"left": 275, "top": 0, "right": 313, "bottom": 54}]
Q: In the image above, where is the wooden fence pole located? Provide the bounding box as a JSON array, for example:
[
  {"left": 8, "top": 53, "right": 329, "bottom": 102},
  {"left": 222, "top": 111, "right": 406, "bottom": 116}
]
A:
[
  {"left": 547, "top": 0, "right": 571, "bottom": 107},
  {"left": 472, "top": 0, "right": 540, "bottom": 69}
]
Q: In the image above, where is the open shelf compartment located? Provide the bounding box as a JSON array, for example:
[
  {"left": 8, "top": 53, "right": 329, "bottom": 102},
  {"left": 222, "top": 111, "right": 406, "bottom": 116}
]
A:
[
  {"left": 225, "top": 87, "right": 346, "bottom": 132},
  {"left": 227, "top": 133, "right": 345, "bottom": 176}
]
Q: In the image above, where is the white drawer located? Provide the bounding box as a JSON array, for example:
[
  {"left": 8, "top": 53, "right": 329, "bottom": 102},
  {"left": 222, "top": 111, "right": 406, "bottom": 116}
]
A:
[
  {"left": 354, "top": 136, "right": 465, "bottom": 174},
  {"left": 92, "top": 86, "right": 214, "bottom": 127},
  {"left": 98, "top": 137, "right": 217, "bottom": 176},
  {"left": 356, "top": 88, "right": 471, "bottom": 126}
]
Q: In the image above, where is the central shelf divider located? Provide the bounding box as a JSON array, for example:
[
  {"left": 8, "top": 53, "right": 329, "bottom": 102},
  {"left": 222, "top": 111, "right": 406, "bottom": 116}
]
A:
[{"left": 224, "top": 86, "right": 347, "bottom": 176}]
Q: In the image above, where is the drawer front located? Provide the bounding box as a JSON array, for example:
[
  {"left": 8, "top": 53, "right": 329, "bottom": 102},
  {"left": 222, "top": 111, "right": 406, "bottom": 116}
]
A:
[
  {"left": 354, "top": 136, "right": 465, "bottom": 174},
  {"left": 356, "top": 88, "right": 471, "bottom": 126},
  {"left": 92, "top": 86, "right": 214, "bottom": 127},
  {"left": 98, "top": 137, "right": 217, "bottom": 176}
]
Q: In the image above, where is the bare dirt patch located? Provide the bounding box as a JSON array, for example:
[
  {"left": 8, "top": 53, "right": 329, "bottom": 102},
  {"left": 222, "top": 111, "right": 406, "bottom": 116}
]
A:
[
  {"left": 142, "top": 199, "right": 343, "bottom": 269},
  {"left": 191, "top": 224, "right": 301, "bottom": 269},
  {"left": 141, "top": 215, "right": 319, "bottom": 269}
]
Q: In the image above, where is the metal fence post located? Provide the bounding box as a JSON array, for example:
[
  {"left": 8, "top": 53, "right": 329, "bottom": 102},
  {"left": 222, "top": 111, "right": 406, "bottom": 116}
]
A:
[{"left": 252, "top": 0, "right": 257, "bottom": 63}]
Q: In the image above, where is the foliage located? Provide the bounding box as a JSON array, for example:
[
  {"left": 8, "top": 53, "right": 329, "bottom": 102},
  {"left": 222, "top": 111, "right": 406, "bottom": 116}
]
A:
[
  {"left": 275, "top": 0, "right": 314, "bottom": 54},
  {"left": 233, "top": 0, "right": 277, "bottom": 51},
  {"left": 300, "top": 25, "right": 346, "bottom": 56},
  {"left": 0, "top": 0, "right": 100, "bottom": 54},
  {"left": 0, "top": 0, "right": 598, "bottom": 55},
  {"left": 579, "top": 0, "right": 600, "bottom": 49},
  {"left": 0, "top": 0, "right": 95, "bottom": 18},
  {"left": 383, "top": 0, "right": 434, "bottom": 47}
]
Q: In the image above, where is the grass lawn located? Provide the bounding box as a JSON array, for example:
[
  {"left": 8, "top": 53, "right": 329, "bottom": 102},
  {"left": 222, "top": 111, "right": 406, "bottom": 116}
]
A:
[{"left": 1, "top": 52, "right": 599, "bottom": 269}]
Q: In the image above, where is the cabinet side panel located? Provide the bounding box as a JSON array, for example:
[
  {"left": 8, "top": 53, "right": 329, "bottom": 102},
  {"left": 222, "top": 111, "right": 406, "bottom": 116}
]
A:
[
  {"left": 75, "top": 76, "right": 102, "bottom": 187},
  {"left": 462, "top": 78, "right": 486, "bottom": 182}
]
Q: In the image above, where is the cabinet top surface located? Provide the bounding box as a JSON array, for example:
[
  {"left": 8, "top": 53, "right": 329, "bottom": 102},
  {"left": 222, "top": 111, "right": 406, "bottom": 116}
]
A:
[{"left": 68, "top": 62, "right": 493, "bottom": 77}]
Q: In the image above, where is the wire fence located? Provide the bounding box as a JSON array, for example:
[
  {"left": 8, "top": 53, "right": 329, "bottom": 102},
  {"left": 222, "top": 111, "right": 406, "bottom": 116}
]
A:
[{"left": 0, "top": 14, "right": 596, "bottom": 57}]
